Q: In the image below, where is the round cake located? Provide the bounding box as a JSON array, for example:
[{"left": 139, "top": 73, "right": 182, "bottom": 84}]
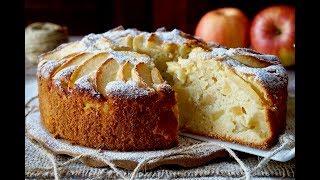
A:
[{"left": 37, "top": 26, "right": 288, "bottom": 151}]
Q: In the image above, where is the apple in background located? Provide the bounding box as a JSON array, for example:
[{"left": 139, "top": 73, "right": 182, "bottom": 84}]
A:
[
  {"left": 195, "top": 8, "right": 250, "bottom": 48},
  {"left": 250, "top": 5, "right": 295, "bottom": 67}
]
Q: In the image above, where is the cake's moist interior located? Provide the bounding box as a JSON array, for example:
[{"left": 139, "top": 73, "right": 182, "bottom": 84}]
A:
[{"left": 166, "top": 55, "right": 270, "bottom": 143}]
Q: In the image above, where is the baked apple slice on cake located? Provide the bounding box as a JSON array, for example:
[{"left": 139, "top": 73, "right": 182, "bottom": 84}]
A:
[
  {"left": 69, "top": 52, "right": 110, "bottom": 86},
  {"left": 116, "top": 61, "right": 133, "bottom": 82},
  {"left": 94, "top": 58, "right": 121, "bottom": 96}
]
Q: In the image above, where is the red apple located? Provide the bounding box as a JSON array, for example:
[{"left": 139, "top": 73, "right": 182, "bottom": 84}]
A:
[
  {"left": 250, "top": 5, "right": 295, "bottom": 67},
  {"left": 195, "top": 8, "right": 250, "bottom": 48}
]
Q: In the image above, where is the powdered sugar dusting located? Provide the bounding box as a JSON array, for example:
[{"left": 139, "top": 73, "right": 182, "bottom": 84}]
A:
[
  {"left": 37, "top": 60, "right": 62, "bottom": 78},
  {"left": 154, "top": 83, "right": 174, "bottom": 94},
  {"left": 105, "top": 80, "right": 152, "bottom": 99},
  {"left": 81, "top": 33, "right": 103, "bottom": 48},
  {"left": 103, "top": 28, "right": 141, "bottom": 44},
  {"left": 227, "top": 48, "right": 280, "bottom": 64},
  {"left": 211, "top": 48, "right": 229, "bottom": 57},
  {"left": 109, "top": 51, "right": 152, "bottom": 65},
  {"left": 78, "top": 28, "right": 141, "bottom": 51},
  {"left": 188, "top": 47, "right": 228, "bottom": 61},
  {"left": 74, "top": 75, "right": 101, "bottom": 98},
  {"left": 222, "top": 54, "right": 287, "bottom": 91},
  {"left": 80, "top": 34, "right": 116, "bottom": 52},
  {"left": 224, "top": 57, "right": 244, "bottom": 67},
  {"left": 234, "top": 64, "right": 288, "bottom": 91},
  {"left": 196, "top": 47, "right": 280, "bottom": 66},
  {"left": 155, "top": 29, "right": 188, "bottom": 45},
  {"left": 53, "top": 65, "right": 77, "bottom": 86}
]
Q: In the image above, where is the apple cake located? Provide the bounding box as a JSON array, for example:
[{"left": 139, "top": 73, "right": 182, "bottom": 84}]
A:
[{"left": 37, "top": 26, "right": 287, "bottom": 151}]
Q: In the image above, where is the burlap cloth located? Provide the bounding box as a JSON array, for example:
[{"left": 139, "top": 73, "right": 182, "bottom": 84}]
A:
[
  {"left": 25, "top": 62, "right": 295, "bottom": 179},
  {"left": 25, "top": 136, "right": 295, "bottom": 179}
]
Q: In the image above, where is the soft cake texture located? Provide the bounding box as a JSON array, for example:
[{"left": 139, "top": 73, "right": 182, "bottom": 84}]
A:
[
  {"left": 37, "top": 26, "right": 287, "bottom": 151},
  {"left": 167, "top": 48, "right": 287, "bottom": 148}
]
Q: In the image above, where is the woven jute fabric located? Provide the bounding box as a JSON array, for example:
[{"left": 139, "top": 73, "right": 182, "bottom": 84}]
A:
[{"left": 25, "top": 135, "right": 295, "bottom": 179}]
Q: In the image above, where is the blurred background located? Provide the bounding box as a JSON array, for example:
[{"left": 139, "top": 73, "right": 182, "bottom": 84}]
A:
[
  {"left": 25, "top": 0, "right": 295, "bottom": 67},
  {"left": 25, "top": 0, "right": 294, "bottom": 35}
]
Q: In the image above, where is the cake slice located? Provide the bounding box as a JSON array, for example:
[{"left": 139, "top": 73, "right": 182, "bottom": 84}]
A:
[{"left": 167, "top": 47, "right": 287, "bottom": 148}]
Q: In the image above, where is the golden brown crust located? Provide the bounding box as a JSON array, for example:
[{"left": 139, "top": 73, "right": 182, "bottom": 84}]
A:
[
  {"left": 38, "top": 76, "right": 178, "bottom": 151},
  {"left": 260, "top": 78, "right": 287, "bottom": 149}
]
